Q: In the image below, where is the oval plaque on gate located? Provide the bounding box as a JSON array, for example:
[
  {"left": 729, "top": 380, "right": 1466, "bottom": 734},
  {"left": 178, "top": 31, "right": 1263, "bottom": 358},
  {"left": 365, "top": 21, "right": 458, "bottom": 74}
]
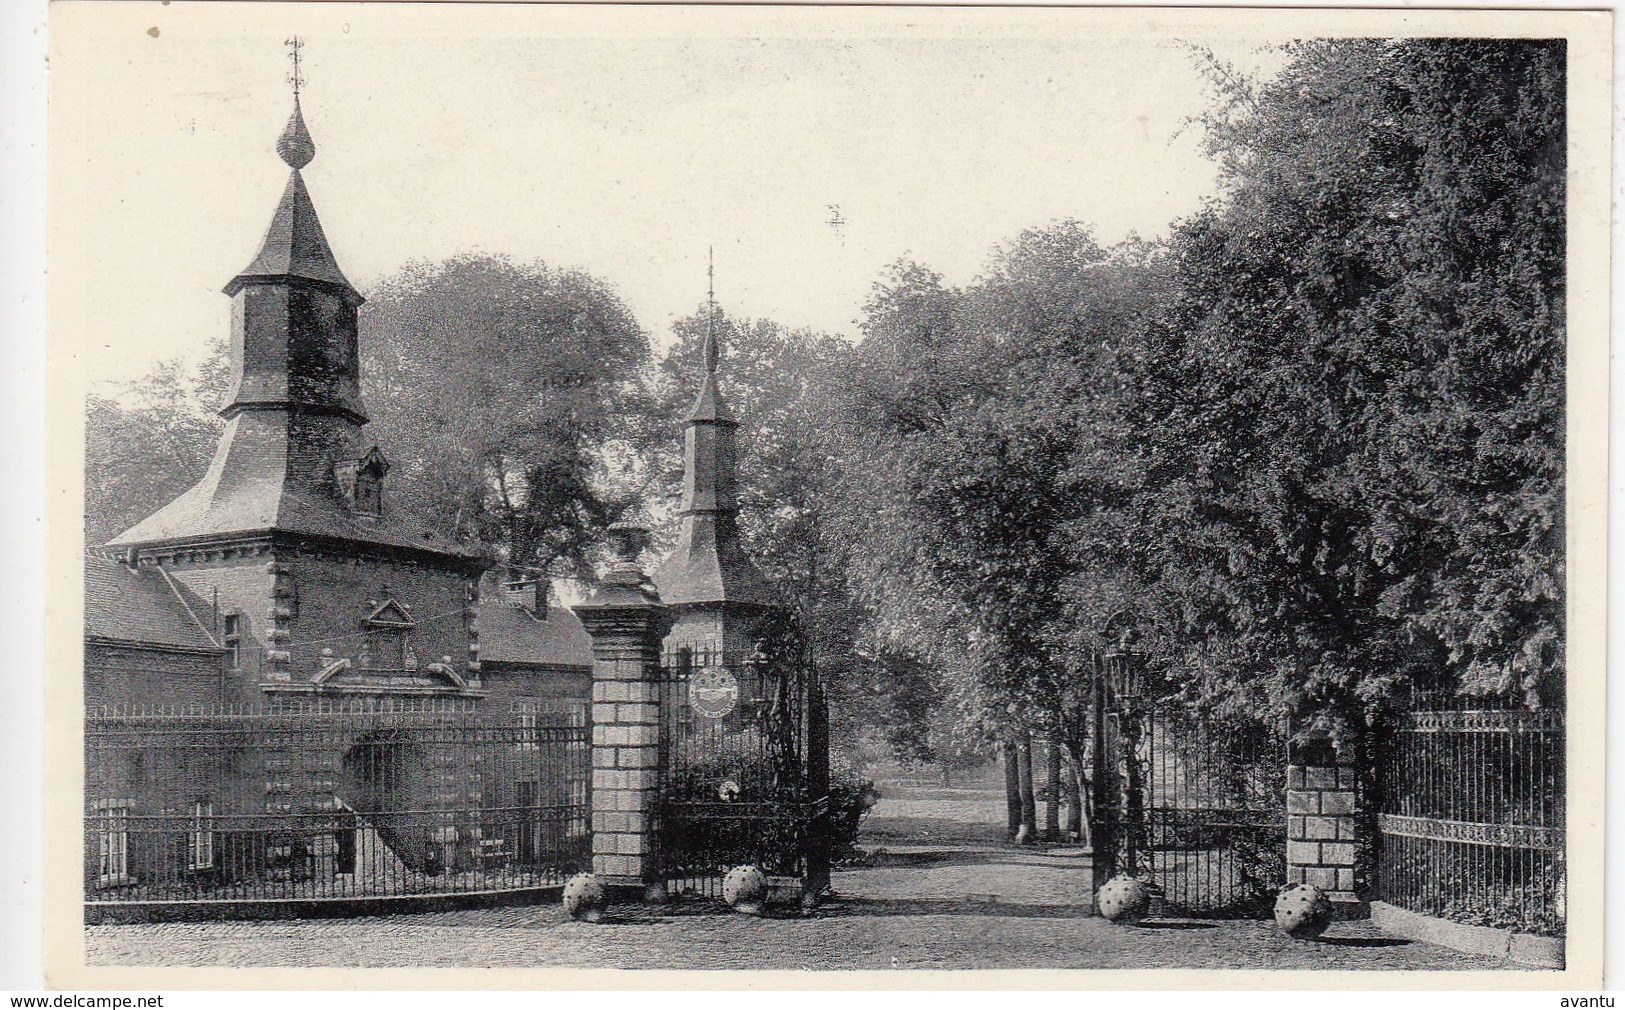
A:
[{"left": 688, "top": 667, "right": 739, "bottom": 719}]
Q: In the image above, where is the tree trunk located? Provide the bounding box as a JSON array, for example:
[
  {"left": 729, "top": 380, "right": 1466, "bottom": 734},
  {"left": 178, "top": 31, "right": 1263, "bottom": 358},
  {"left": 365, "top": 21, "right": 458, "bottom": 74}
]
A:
[
  {"left": 1016, "top": 733, "right": 1037, "bottom": 845},
  {"left": 1043, "top": 739, "right": 1062, "bottom": 841},
  {"left": 1003, "top": 741, "right": 1021, "bottom": 838},
  {"left": 1063, "top": 743, "right": 1085, "bottom": 842}
]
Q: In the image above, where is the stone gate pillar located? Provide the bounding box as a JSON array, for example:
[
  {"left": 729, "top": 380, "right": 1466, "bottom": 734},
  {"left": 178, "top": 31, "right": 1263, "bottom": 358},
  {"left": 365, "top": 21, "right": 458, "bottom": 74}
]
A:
[
  {"left": 574, "top": 524, "right": 671, "bottom": 899},
  {"left": 1286, "top": 733, "right": 1360, "bottom": 909}
]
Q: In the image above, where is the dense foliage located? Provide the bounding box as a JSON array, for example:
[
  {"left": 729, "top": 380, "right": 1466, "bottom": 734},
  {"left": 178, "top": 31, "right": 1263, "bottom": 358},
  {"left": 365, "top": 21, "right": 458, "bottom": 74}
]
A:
[
  {"left": 832, "top": 39, "right": 1565, "bottom": 753},
  {"left": 84, "top": 341, "right": 229, "bottom": 544},
  {"left": 361, "top": 255, "right": 653, "bottom": 574},
  {"left": 87, "top": 39, "right": 1565, "bottom": 759},
  {"left": 1135, "top": 40, "right": 1565, "bottom": 734}
]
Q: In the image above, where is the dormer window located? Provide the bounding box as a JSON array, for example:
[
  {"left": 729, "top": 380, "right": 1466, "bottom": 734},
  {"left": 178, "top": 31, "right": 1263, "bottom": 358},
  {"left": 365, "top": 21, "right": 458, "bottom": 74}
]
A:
[
  {"left": 336, "top": 447, "right": 390, "bottom": 518},
  {"left": 355, "top": 476, "right": 381, "bottom": 516},
  {"left": 222, "top": 613, "right": 241, "bottom": 670}
]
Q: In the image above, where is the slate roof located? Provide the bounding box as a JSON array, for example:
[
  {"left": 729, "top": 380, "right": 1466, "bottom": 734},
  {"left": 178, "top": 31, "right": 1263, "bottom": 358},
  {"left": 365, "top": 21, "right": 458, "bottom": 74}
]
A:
[
  {"left": 223, "top": 169, "right": 359, "bottom": 300},
  {"left": 477, "top": 593, "right": 592, "bottom": 669},
  {"left": 106, "top": 413, "right": 481, "bottom": 560},
  {"left": 651, "top": 516, "right": 778, "bottom": 608},
  {"left": 84, "top": 554, "right": 221, "bottom": 653},
  {"left": 685, "top": 371, "right": 734, "bottom": 424}
]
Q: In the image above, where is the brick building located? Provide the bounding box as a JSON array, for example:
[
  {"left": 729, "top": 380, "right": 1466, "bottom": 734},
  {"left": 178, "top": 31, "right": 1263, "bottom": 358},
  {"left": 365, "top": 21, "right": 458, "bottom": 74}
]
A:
[
  {"left": 87, "top": 94, "right": 593, "bottom": 709},
  {"left": 475, "top": 575, "right": 592, "bottom": 704},
  {"left": 84, "top": 554, "right": 225, "bottom": 709},
  {"left": 96, "top": 96, "right": 487, "bottom": 705},
  {"left": 83, "top": 94, "right": 591, "bottom": 899}
]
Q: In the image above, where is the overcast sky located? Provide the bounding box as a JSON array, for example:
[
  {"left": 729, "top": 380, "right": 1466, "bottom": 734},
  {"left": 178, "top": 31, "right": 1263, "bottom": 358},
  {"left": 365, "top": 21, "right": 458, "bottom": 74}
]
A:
[{"left": 53, "top": 5, "right": 1291, "bottom": 392}]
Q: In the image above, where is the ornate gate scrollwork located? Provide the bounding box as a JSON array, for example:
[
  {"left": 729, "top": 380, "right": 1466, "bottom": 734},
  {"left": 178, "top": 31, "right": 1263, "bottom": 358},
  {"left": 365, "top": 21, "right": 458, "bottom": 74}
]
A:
[
  {"left": 654, "top": 618, "right": 830, "bottom": 905},
  {"left": 1091, "top": 616, "right": 1286, "bottom": 917}
]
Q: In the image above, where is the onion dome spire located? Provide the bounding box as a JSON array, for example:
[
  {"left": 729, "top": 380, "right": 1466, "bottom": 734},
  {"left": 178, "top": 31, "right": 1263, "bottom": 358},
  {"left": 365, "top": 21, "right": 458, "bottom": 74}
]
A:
[
  {"left": 277, "top": 98, "right": 316, "bottom": 169},
  {"left": 224, "top": 35, "right": 356, "bottom": 300}
]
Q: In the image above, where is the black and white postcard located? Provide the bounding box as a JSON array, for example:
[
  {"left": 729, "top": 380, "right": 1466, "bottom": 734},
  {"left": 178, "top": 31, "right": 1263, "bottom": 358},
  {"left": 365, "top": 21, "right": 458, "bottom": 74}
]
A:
[{"left": 38, "top": 1, "right": 1611, "bottom": 991}]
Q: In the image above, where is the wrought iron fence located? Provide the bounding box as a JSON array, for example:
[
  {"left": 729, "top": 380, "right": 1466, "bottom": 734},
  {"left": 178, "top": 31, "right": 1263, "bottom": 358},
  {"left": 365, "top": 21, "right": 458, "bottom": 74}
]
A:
[
  {"left": 655, "top": 645, "right": 830, "bottom": 902},
  {"left": 85, "top": 697, "right": 590, "bottom": 909},
  {"left": 1377, "top": 703, "right": 1564, "bottom": 937}
]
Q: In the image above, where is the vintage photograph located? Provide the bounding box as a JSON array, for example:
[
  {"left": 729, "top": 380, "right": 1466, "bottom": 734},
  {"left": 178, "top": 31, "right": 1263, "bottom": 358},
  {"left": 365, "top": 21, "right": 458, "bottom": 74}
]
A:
[{"left": 48, "top": 2, "right": 1605, "bottom": 982}]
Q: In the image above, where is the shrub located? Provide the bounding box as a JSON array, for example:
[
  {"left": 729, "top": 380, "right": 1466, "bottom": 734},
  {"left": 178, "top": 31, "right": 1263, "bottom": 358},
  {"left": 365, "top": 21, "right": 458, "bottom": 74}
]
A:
[
  {"left": 828, "top": 773, "right": 880, "bottom": 863},
  {"left": 660, "top": 735, "right": 879, "bottom": 870}
]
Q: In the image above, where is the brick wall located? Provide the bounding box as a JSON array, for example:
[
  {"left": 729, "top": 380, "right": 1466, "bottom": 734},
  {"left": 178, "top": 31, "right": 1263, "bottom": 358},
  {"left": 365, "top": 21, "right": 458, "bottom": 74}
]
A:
[
  {"left": 164, "top": 555, "right": 274, "bottom": 700},
  {"left": 664, "top": 605, "right": 773, "bottom": 661},
  {"left": 282, "top": 552, "right": 473, "bottom": 680},
  {"left": 480, "top": 663, "right": 591, "bottom": 705},
  {"left": 163, "top": 548, "right": 475, "bottom": 696},
  {"left": 84, "top": 643, "right": 221, "bottom": 709}
]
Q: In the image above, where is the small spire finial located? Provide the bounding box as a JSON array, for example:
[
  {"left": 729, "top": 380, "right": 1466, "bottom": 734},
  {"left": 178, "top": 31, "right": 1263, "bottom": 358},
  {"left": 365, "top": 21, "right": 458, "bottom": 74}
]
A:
[
  {"left": 703, "top": 246, "right": 719, "bottom": 375},
  {"left": 276, "top": 36, "right": 316, "bottom": 170}
]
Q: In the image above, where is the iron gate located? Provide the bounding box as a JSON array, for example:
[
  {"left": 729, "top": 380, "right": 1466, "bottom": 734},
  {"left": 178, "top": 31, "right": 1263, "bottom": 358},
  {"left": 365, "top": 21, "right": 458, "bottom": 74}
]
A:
[
  {"left": 654, "top": 634, "right": 830, "bottom": 904},
  {"left": 1095, "top": 690, "right": 1286, "bottom": 917}
]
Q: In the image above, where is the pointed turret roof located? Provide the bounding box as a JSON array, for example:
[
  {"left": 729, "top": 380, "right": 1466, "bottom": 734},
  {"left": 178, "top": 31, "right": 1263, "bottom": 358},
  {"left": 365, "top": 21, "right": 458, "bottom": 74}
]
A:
[
  {"left": 686, "top": 370, "right": 732, "bottom": 424},
  {"left": 106, "top": 413, "right": 479, "bottom": 559},
  {"left": 223, "top": 100, "right": 360, "bottom": 302},
  {"left": 685, "top": 269, "right": 734, "bottom": 424},
  {"left": 651, "top": 266, "right": 776, "bottom": 610},
  {"left": 651, "top": 529, "right": 777, "bottom": 608},
  {"left": 108, "top": 89, "right": 476, "bottom": 565}
]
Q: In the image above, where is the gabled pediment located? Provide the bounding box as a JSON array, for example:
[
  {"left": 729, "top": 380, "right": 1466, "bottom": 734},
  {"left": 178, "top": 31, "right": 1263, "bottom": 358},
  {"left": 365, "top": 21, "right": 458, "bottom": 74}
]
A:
[
  {"left": 363, "top": 598, "right": 415, "bottom": 627},
  {"left": 303, "top": 653, "right": 471, "bottom": 693}
]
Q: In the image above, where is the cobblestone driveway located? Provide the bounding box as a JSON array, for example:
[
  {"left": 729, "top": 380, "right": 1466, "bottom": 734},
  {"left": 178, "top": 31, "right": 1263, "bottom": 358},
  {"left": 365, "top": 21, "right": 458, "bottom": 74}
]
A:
[{"left": 85, "top": 846, "right": 1518, "bottom": 972}]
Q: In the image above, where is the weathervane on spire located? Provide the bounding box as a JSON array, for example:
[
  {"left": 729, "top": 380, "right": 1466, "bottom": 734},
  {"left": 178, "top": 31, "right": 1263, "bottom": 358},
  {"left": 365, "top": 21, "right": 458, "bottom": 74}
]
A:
[
  {"left": 285, "top": 35, "right": 306, "bottom": 99},
  {"left": 704, "top": 246, "right": 719, "bottom": 375},
  {"left": 276, "top": 36, "right": 316, "bottom": 170}
]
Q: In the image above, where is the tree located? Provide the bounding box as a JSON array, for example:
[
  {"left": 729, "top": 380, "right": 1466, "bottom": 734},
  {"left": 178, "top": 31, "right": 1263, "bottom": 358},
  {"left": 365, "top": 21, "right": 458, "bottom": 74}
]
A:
[
  {"left": 840, "top": 231, "right": 1164, "bottom": 775},
  {"left": 360, "top": 254, "right": 652, "bottom": 574},
  {"left": 1128, "top": 39, "right": 1566, "bottom": 736},
  {"left": 85, "top": 341, "right": 230, "bottom": 545}
]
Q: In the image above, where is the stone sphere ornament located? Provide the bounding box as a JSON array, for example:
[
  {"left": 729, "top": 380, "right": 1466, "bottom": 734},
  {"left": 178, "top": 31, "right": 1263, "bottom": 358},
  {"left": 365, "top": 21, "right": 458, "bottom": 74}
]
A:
[
  {"left": 1274, "top": 883, "right": 1335, "bottom": 940},
  {"left": 562, "top": 872, "right": 607, "bottom": 922},
  {"left": 722, "top": 865, "right": 770, "bottom": 915},
  {"left": 1095, "top": 875, "right": 1151, "bottom": 924}
]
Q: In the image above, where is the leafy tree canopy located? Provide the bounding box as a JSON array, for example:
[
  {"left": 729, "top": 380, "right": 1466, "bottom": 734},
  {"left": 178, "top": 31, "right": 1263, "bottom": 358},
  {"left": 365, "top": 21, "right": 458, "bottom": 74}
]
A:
[
  {"left": 85, "top": 340, "right": 229, "bottom": 545},
  {"left": 361, "top": 254, "right": 652, "bottom": 575},
  {"left": 1134, "top": 39, "right": 1565, "bottom": 735}
]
